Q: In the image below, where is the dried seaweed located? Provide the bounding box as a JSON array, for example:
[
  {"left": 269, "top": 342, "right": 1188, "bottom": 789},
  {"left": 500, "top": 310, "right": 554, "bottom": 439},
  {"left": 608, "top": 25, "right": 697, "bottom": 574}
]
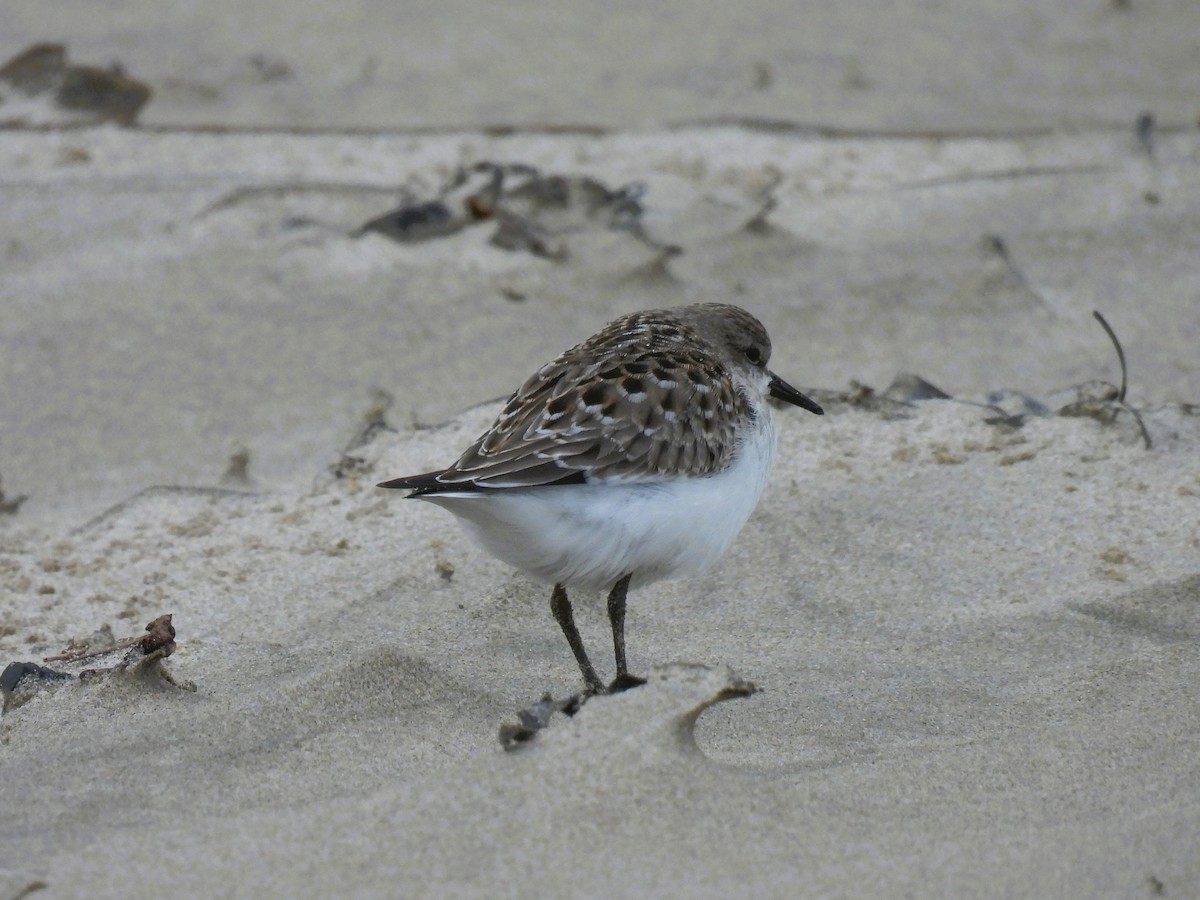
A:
[{"left": 2, "top": 615, "right": 192, "bottom": 714}]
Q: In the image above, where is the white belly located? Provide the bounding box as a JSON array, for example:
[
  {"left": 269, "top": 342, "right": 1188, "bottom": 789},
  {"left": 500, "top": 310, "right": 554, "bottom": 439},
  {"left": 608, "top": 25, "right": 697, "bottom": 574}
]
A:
[{"left": 421, "top": 414, "right": 778, "bottom": 593}]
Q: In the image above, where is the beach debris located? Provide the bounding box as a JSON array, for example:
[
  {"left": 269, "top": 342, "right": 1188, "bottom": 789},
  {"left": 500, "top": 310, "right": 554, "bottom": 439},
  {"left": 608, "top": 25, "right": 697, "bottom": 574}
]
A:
[
  {"left": 499, "top": 692, "right": 584, "bottom": 750},
  {"left": 330, "top": 388, "right": 396, "bottom": 481},
  {"left": 3, "top": 877, "right": 48, "bottom": 900},
  {"left": 355, "top": 162, "right": 670, "bottom": 262},
  {"left": 1, "top": 662, "right": 73, "bottom": 694},
  {"left": 488, "top": 170, "right": 647, "bottom": 258},
  {"left": 354, "top": 162, "right": 531, "bottom": 242},
  {"left": 801, "top": 380, "right": 915, "bottom": 419},
  {"left": 0, "top": 43, "right": 152, "bottom": 127},
  {"left": 981, "top": 233, "right": 1054, "bottom": 314},
  {"left": 1055, "top": 311, "right": 1151, "bottom": 448},
  {"left": 43, "top": 613, "right": 177, "bottom": 665},
  {"left": 220, "top": 444, "right": 254, "bottom": 487},
  {"left": 498, "top": 675, "right": 648, "bottom": 750},
  {"left": 742, "top": 167, "right": 783, "bottom": 234},
  {"left": 2, "top": 614, "right": 191, "bottom": 713},
  {"left": 245, "top": 52, "right": 293, "bottom": 84},
  {"left": 1, "top": 662, "right": 68, "bottom": 713},
  {"left": 500, "top": 665, "right": 758, "bottom": 751},
  {"left": 810, "top": 312, "right": 1156, "bottom": 445},
  {"left": 1135, "top": 111, "right": 1156, "bottom": 159},
  {"left": 882, "top": 373, "right": 952, "bottom": 403},
  {"left": 982, "top": 389, "right": 1052, "bottom": 425},
  {"left": 0, "top": 471, "right": 29, "bottom": 514}
]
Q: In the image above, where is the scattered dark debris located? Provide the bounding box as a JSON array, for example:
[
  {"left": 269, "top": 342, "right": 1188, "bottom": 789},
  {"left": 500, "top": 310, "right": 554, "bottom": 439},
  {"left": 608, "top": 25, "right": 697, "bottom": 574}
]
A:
[
  {"left": 355, "top": 162, "right": 674, "bottom": 262},
  {"left": 816, "top": 312, "right": 1152, "bottom": 448},
  {"left": 245, "top": 52, "right": 293, "bottom": 83},
  {"left": 2, "top": 614, "right": 191, "bottom": 713},
  {"left": 800, "top": 380, "right": 915, "bottom": 419},
  {"left": 505, "top": 171, "right": 642, "bottom": 226},
  {"left": 845, "top": 380, "right": 878, "bottom": 407},
  {"left": 0, "top": 471, "right": 29, "bottom": 514},
  {"left": 499, "top": 671, "right": 751, "bottom": 749},
  {"left": 490, "top": 211, "right": 565, "bottom": 260},
  {"left": 1135, "top": 112, "right": 1156, "bottom": 159},
  {"left": 354, "top": 162, "right": 524, "bottom": 242},
  {"left": 1, "top": 662, "right": 73, "bottom": 693},
  {"left": 981, "top": 233, "right": 1009, "bottom": 260},
  {"left": 983, "top": 413, "right": 1026, "bottom": 430},
  {"left": 1055, "top": 312, "right": 1151, "bottom": 449},
  {"left": 1055, "top": 381, "right": 1151, "bottom": 449},
  {"left": 356, "top": 198, "right": 461, "bottom": 242},
  {"left": 883, "top": 373, "right": 952, "bottom": 403},
  {"left": 0, "top": 43, "right": 151, "bottom": 127},
  {"left": 220, "top": 444, "right": 254, "bottom": 487},
  {"left": 742, "top": 167, "right": 783, "bottom": 234},
  {"left": 49, "top": 621, "right": 116, "bottom": 657},
  {"left": 499, "top": 691, "right": 586, "bottom": 750},
  {"left": 752, "top": 61, "right": 774, "bottom": 91},
  {"left": 981, "top": 233, "right": 1053, "bottom": 313},
  {"left": 1054, "top": 380, "right": 1121, "bottom": 416},
  {"left": 807, "top": 312, "right": 1155, "bottom": 447},
  {"left": 6, "top": 878, "right": 48, "bottom": 900},
  {"left": 842, "top": 59, "right": 872, "bottom": 91},
  {"left": 330, "top": 388, "right": 397, "bottom": 480},
  {"left": 329, "top": 455, "right": 369, "bottom": 482},
  {"left": 982, "top": 389, "right": 1050, "bottom": 428},
  {"left": 1093, "top": 311, "right": 1131, "bottom": 404},
  {"left": 1, "top": 662, "right": 67, "bottom": 712},
  {"left": 616, "top": 242, "right": 684, "bottom": 284},
  {"left": 43, "top": 614, "right": 176, "bottom": 665},
  {"left": 57, "top": 144, "right": 90, "bottom": 165}
]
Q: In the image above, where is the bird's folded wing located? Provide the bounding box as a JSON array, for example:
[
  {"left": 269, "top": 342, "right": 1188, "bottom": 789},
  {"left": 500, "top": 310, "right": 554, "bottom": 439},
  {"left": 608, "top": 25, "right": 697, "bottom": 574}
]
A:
[{"left": 432, "top": 344, "right": 746, "bottom": 489}]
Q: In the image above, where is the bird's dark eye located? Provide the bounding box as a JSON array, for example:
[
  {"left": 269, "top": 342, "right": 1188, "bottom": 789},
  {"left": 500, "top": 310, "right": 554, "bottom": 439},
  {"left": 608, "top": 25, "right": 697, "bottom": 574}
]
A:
[{"left": 744, "top": 346, "right": 764, "bottom": 365}]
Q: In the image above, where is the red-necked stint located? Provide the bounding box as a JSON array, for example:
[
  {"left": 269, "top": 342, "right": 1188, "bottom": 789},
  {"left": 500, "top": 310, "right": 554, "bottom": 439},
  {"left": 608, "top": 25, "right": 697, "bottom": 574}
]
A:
[{"left": 380, "top": 303, "right": 823, "bottom": 694}]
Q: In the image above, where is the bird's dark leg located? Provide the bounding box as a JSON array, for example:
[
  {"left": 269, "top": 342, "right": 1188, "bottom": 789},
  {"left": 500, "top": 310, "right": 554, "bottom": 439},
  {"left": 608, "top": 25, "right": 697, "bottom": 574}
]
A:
[
  {"left": 606, "top": 574, "right": 645, "bottom": 693},
  {"left": 550, "top": 583, "right": 605, "bottom": 694},
  {"left": 607, "top": 574, "right": 632, "bottom": 677}
]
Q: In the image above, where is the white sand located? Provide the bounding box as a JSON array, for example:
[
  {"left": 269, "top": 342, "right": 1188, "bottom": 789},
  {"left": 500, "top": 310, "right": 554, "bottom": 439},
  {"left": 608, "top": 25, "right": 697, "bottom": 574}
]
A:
[
  {"left": 2, "top": 3, "right": 1199, "bottom": 897},
  {"left": 2, "top": 395, "right": 1198, "bottom": 897},
  {"left": 4, "top": 1, "right": 1200, "bottom": 130}
]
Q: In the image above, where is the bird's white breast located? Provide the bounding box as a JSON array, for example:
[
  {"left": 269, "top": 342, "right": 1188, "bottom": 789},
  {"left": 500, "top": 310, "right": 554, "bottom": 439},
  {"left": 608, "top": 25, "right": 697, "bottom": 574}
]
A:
[{"left": 421, "top": 405, "right": 779, "bottom": 593}]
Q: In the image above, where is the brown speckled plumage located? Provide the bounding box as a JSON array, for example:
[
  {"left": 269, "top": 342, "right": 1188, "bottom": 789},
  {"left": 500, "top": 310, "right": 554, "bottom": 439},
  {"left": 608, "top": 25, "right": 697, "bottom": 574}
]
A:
[{"left": 412, "top": 304, "right": 769, "bottom": 489}]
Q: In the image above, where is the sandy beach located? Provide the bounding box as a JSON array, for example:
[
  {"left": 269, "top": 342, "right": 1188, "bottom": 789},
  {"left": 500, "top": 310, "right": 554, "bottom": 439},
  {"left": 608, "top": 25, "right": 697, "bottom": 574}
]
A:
[{"left": 2, "top": 4, "right": 1199, "bottom": 898}]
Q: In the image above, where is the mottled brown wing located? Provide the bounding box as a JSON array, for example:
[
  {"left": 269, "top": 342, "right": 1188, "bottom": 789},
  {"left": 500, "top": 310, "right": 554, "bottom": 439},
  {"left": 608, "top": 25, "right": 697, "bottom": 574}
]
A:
[{"left": 434, "top": 311, "right": 748, "bottom": 488}]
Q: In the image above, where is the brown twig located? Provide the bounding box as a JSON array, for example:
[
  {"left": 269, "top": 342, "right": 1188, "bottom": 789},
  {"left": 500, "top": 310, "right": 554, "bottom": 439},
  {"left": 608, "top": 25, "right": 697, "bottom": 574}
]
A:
[{"left": 44, "top": 614, "right": 176, "bottom": 663}]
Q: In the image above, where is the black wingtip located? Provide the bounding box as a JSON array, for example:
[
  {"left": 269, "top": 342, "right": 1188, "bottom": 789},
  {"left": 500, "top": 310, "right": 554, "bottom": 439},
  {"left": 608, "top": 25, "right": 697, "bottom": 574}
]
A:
[
  {"left": 378, "top": 468, "right": 589, "bottom": 494},
  {"left": 377, "top": 470, "right": 450, "bottom": 492}
]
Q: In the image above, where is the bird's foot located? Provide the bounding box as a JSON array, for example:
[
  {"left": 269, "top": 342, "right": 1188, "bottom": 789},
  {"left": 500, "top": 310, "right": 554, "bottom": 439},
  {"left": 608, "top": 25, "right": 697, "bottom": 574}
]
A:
[{"left": 607, "top": 673, "right": 647, "bottom": 694}]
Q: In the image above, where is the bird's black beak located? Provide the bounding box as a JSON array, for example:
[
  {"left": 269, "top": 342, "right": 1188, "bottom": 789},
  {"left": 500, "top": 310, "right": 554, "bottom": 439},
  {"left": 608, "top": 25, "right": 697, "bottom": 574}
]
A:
[{"left": 768, "top": 372, "right": 824, "bottom": 415}]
